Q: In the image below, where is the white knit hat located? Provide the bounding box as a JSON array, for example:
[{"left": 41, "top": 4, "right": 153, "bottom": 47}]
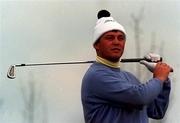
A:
[{"left": 93, "top": 10, "right": 126, "bottom": 44}]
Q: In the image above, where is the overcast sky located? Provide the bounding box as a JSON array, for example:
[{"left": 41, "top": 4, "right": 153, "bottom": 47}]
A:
[{"left": 0, "top": 0, "right": 180, "bottom": 123}]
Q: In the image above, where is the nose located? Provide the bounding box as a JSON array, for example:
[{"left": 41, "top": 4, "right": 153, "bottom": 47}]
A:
[{"left": 112, "top": 38, "right": 120, "bottom": 45}]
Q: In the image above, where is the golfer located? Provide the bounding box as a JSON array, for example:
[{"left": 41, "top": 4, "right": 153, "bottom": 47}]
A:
[{"left": 81, "top": 10, "right": 172, "bottom": 123}]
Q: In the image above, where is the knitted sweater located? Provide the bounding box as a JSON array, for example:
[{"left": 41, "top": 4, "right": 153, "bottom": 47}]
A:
[{"left": 81, "top": 62, "right": 171, "bottom": 123}]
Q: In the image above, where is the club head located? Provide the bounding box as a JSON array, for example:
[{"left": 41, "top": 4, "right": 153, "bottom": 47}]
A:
[{"left": 7, "top": 65, "right": 16, "bottom": 79}]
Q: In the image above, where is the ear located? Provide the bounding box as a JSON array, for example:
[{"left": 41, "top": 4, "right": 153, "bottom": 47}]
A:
[{"left": 93, "top": 43, "right": 100, "bottom": 51}]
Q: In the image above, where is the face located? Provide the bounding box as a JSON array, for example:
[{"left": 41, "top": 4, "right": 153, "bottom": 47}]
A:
[{"left": 94, "top": 30, "right": 126, "bottom": 62}]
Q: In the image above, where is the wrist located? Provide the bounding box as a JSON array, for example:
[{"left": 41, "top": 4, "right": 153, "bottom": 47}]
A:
[{"left": 154, "top": 76, "right": 166, "bottom": 82}]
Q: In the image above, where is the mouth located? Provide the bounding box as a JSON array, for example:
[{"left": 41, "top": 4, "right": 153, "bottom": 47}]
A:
[{"left": 111, "top": 48, "right": 121, "bottom": 52}]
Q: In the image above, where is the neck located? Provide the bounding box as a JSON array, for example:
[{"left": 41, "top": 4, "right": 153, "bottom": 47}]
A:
[{"left": 96, "top": 56, "right": 120, "bottom": 68}]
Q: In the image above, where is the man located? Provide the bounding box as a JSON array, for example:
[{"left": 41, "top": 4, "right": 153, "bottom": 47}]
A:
[{"left": 81, "top": 10, "right": 172, "bottom": 123}]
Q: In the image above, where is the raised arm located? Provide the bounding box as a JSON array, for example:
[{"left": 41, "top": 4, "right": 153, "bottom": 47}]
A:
[{"left": 147, "top": 79, "right": 171, "bottom": 119}]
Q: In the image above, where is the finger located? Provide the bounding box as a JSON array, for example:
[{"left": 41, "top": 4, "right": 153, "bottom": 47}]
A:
[{"left": 157, "top": 62, "right": 173, "bottom": 72}]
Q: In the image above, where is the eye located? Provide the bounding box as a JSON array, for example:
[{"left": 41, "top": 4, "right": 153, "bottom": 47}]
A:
[
  {"left": 118, "top": 35, "right": 125, "bottom": 41},
  {"left": 105, "top": 35, "right": 114, "bottom": 41}
]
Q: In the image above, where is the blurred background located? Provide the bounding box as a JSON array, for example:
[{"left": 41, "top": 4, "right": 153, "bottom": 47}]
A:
[{"left": 0, "top": 0, "right": 180, "bottom": 123}]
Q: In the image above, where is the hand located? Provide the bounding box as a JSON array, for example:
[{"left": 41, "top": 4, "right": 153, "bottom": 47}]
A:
[
  {"left": 153, "top": 62, "right": 172, "bottom": 81},
  {"left": 144, "top": 53, "right": 161, "bottom": 62},
  {"left": 140, "top": 60, "right": 156, "bottom": 72},
  {"left": 140, "top": 53, "right": 161, "bottom": 72}
]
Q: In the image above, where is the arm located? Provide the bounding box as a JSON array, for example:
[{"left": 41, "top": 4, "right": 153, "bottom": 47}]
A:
[
  {"left": 89, "top": 69, "right": 163, "bottom": 107},
  {"left": 147, "top": 78, "right": 171, "bottom": 119}
]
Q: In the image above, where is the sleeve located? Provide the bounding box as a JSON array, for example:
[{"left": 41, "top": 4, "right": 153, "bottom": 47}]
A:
[
  {"left": 89, "top": 69, "right": 163, "bottom": 107},
  {"left": 147, "top": 78, "right": 171, "bottom": 119}
]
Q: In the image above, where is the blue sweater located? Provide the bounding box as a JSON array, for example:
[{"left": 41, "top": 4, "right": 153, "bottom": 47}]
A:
[{"left": 81, "top": 62, "right": 171, "bottom": 123}]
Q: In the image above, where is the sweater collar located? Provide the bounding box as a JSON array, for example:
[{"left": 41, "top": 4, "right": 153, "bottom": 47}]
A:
[{"left": 96, "top": 56, "right": 120, "bottom": 68}]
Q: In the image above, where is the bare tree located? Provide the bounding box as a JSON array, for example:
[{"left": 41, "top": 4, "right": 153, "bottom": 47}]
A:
[
  {"left": 131, "top": 7, "right": 144, "bottom": 79},
  {"left": 19, "top": 73, "right": 48, "bottom": 123},
  {"left": 150, "top": 32, "right": 157, "bottom": 52},
  {"left": 130, "top": 7, "right": 169, "bottom": 123}
]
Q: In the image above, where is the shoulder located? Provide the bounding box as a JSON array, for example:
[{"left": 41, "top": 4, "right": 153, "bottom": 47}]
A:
[
  {"left": 83, "top": 62, "right": 119, "bottom": 83},
  {"left": 83, "top": 63, "right": 110, "bottom": 78},
  {"left": 82, "top": 63, "right": 110, "bottom": 90}
]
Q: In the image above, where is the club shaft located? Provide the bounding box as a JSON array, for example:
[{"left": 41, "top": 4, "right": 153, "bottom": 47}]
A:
[
  {"left": 120, "top": 58, "right": 146, "bottom": 63},
  {"left": 14, "top": 58, "right": 154, "bottom": 67},
  {"left": 15, "top": 61, "right": 95, "bottom": 67}
]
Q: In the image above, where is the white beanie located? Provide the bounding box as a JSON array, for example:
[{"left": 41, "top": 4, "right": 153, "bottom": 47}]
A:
[{"left": 93, "top": 10, "right": 126, "bottom": 44}]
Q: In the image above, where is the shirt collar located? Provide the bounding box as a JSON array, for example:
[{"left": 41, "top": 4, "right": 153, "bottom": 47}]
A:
[{"left": 96, "top": 56, "right": 120, "bottom": 68}]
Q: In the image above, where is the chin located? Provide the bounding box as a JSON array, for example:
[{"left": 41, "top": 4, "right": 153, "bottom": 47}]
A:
[{"left": 108, "top": 56, "right": 120, "bottom": 62}]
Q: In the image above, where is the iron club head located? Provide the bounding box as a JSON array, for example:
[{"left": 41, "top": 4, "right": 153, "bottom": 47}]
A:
[{"left": 7, "top": 65, "right": 16, "bottom": 79}]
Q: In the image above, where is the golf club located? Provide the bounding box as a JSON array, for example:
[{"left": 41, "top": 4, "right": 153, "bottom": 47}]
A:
[{"left": 7, "top": 57, "right": 167, "bottom": 79}]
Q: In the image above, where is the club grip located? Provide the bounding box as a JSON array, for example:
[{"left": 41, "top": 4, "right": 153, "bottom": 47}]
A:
[{"left": 120, "top": 57, "right": 163, "bottom": 63}]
